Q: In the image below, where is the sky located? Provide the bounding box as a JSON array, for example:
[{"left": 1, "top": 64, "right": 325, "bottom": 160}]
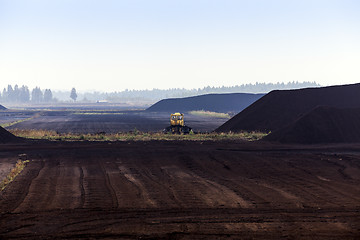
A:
[{"left": 0, "top": 0, "right": 359, "bottom": 92}]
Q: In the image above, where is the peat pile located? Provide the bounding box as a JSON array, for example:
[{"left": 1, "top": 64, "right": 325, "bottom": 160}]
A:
[
  {"left": 264, "top": 106, "right": 360, "bottom": 144},
  {"left": 146, "top": 93, "right": 264, "bottom": 113},
  {"left": 216, "top": 83, "right": 360, "bottom": 133},
  {"left": 0, "top": 104, "right": 6, "bottom": 110},
  {"left": 0, "top": 126, "right": 19, "bottom": 143}
]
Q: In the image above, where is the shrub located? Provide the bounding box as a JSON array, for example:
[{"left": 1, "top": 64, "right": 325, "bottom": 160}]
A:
[
  {"left": 8, "top": 129, "right": 268, "bottom": 142},
  {"left": 0, "top": 160, "right": 29, "bottom": 191}
]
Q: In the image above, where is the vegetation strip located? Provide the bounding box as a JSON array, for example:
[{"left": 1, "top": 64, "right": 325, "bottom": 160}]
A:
[
  {"left": 188, "top": 110, "right": 231, "bottom": 119},
  {"left": 72, "top": 112, "right": 124, "bottom": 115},
  {"left": 1, "top": 117, "right": 33, "bottom": 128},
  {"left": 9, "top": 129, "right": 267, "bottom": 142},
  {"left": 0, "top": 160, "right": 29, "bottom": 191}
]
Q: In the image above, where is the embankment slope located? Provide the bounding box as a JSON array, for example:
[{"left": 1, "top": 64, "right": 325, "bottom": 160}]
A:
[
  {"left": 216, "top": 83, "right": 360, "bottom": 133},
  {"left": 146, "top": 93, "right": 264, "bottom": 113},
  {"left": 264, "top": 106, "right": 360, "bottom": 144},
  {"left": 0, "top": 126, "right": 19, "bottom": 143}
]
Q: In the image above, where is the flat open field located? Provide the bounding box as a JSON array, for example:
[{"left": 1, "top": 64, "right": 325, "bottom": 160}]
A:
[
  {"left": 2, "top": 109, "right": 228, "bottom": 133},
  {"left": 1, "top": 140, "right": 360, "bottom": 239}
]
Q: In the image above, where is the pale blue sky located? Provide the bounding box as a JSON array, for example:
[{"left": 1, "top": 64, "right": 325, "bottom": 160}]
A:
[{"left": 1, "top": 0, "right": 359, "bottom": 91}]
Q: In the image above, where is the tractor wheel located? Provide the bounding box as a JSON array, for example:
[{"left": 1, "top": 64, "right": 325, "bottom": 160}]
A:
[
  {"left": 180, "top": 126, "right": 192, "bottom": 134},
  {"left": 163, "top": 126, "right": 172, "bottom": 134},
  {"left": 172, "top": 126, "right": 180, "bottom": 134}
]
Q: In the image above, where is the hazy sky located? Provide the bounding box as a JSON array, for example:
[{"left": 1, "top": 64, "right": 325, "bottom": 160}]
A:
[{"left": 1, "top": 0, "right": 359, "bottom": 92}]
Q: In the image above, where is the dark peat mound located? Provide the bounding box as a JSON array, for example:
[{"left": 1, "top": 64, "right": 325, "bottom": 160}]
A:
[
  {"left": 146, "top": 93, "right": 264, "bottom": 113},
  {"left": 264, "top": 106, "right": 360, "bottom": 144},
  {"left": 216, "top": 83, "right": 360, "bottom": 133},
  {"left": 0, "top": 126, "right": 19, "bottom": 143}
]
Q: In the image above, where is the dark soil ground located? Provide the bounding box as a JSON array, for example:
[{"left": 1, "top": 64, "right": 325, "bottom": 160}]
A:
[{"left": 1, "top": 140, "right": 360, "bottom": 239}]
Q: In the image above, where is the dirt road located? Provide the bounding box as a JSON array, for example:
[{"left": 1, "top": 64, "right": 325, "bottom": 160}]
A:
[{"left": 1, "top": 141, "right": 360, "bottom": 239}]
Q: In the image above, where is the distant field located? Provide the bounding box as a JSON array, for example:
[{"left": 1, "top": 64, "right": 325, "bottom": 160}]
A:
[
  {"left": 3, "top": 108, "right": 229, "bottom": 134},
  {"left": 0, "top": 110, "right": 34, "bottom": 126}
]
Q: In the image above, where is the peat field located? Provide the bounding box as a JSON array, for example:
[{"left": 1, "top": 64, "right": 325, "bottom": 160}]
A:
[
  {"left": 2, "top": 109, "right": 227, "bottom": 133},
  {"left": 0, "top": 140, "right": 360, "bottom": 239}
]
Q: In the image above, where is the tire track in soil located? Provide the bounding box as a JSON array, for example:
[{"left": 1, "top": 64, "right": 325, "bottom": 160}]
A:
[
  {"left": 253, "top": 155, "right": 345, "bottom": 208},
  {"left": 273, "top": 155, "right": 360, "bottom": 207},
  {"left": 47, "top": 157, "right": 83, "bottom": 209},
  {"left": 142, "top": 169, "right": 183, "bottom": 208},
  {"left": 199, "top": 152, "right": 275, "bottom": 208},
  {"left": 105, "top": 159, "right": 149, "bottom": 208},
  {"left": 127, "top": 150, "right": 181, "bottom": 208},
  {"left": 99, "top": 158, "right": 119, "bottom": 209},
  {"left": 197, "top": 152, "right": 330, "bottom": 209},
  {"left": 78, "top": 165, "right": 85, "bottom": 208},
  {"left": 14, "top": 159, "right": 59, "bottom": 213},
  {"left": 81, "top": 158, "right": 116, "bottom": 209},
  {"left": 0, "top": 159, "right": 44, "bottom": 213},
  {"left": 116, "top": 149, "right": 186, "bottom": 208},
  {"left": 99, "top": 149, "right": 161, "bottom": 208},
  {"left": 118, "top": 150, "right": 208, "bottom": 208},
  {"left": 117, "top": 164, "right": 158, "bottom": 208},
  {"left": 134, "top": 161, "right": 183, "bottom": 208},
  {"left": 164, "top": 165, "right": 251, "bottom": 208},
  {"left": 79, "top": 148, "right": 157, "bottom": 209},
  {"left": 220, "top": 153, "right": 318, "bottom": 209},
  {"left": 180, "top": 153, "right": 266, "bottom": 207},
  {"left": 164, "top": 154, "right": 252, "bottom": 208},
  {"left": 277, "top": 155, "right": 360, "bottom": 207},
  {"left": 210, "top": 151, "right": 360, "bottom": 209}
]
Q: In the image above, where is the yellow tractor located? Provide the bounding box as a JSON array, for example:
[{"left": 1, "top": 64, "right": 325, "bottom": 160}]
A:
[{"left": 163, "top": 112, "right": 192, "bottom": 134}]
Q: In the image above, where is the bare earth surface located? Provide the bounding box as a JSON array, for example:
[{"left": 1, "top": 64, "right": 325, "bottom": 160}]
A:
[
  {"left": 1, "top": 140, "right": 360, "bottom": 239},
  {"left": 0, "top": 158, "right": 16, "bottom": 180}
]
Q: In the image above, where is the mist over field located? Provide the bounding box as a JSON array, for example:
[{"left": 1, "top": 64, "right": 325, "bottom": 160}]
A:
[{"left": 1, "top": 81, "right": 319, "bottom": 105}]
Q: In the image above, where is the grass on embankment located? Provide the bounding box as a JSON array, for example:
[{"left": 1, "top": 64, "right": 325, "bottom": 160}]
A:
[
  {"left": 0, "top": 160, "right": 29, "bottom": 191},
  {"left": 0, "top": 118, "right": 33, "bottom": 128},
  {"left": 72, "top": 112, "right": 125, "bottom": 115},
  {"left": 9, "top": 129, "right": 268, "bottom": 142},
  {"left": 188, "top": 110, "right": 231, "bottom": 119}
]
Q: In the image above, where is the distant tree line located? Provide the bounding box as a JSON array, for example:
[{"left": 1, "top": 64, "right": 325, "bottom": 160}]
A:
[
  {"left": 0, "top": 85, "right": 53, "bottom": 103},
  {"left": 1, "top": 81, "right": 320, "bottom": 103},
  {"left": 78, "top": 81, "right": 320, "bottom": 102}
]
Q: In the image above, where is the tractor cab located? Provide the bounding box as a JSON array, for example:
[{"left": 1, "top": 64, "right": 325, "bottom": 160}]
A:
[
  {"left": 164, "top": 112, "right": 192, "bottom": 134},
  {"left": 170, "top": 113, "right": 184, "bottom": 126}
]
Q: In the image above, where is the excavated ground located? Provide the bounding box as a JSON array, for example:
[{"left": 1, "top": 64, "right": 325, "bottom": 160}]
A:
[{"left": 0, "top": 140, "right": 360, "bottom": 239}]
